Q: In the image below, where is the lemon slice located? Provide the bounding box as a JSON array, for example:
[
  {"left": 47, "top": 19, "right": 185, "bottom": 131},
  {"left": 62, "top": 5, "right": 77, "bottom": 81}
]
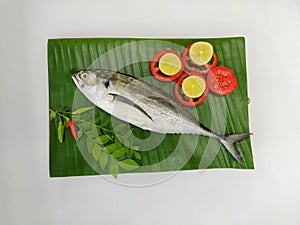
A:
[
  {"left": 182, "top": 76, "right": 206, "bottom": 98},
  {"left": 158, "top": 53, "right": 182, "bottom": 76},
  {"left": 189, "top": 42, "right": 213, "bottom": 66}
]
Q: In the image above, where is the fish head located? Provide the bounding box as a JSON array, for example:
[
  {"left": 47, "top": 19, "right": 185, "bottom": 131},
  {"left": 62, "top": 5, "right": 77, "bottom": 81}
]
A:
[
  {"left": 72, "top": 70, "right": 115, "bottom": 105},
  {"left": 72, "top": 70, "right": 99, "bottom": 87}
]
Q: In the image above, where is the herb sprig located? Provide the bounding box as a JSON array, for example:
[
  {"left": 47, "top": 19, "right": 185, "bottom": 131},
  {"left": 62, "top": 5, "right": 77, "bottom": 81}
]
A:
[{"left": 49, "top": 107, "right": 141, "bottom": 178}]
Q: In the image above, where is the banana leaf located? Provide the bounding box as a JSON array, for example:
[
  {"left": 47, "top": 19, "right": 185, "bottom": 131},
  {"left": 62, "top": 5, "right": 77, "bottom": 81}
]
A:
[{"left": 48, "top": 37, "right": 253, "bottom": 178}]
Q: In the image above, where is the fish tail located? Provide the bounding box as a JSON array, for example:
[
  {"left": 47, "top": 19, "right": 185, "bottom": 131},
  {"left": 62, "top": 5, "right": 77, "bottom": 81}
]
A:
[{"left": 219, "top": 133, "right": 251, "bottom": 164}]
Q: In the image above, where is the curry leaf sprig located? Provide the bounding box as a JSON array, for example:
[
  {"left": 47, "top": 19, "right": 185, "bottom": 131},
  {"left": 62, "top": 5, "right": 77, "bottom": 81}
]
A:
[{"left": 49, "top": 107, "right": 142, "bottom": 178}]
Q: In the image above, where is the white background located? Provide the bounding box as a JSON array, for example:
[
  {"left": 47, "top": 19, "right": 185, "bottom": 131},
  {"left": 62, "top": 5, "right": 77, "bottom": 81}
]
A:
[{"left": 1, "top": 0, "right": 300, "bottom": 224}]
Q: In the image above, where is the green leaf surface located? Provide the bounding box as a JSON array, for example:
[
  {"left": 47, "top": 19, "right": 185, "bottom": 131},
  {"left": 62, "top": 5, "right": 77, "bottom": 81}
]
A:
[
  {"left": 72, "top": 107, "right": 93, "bottom": 114},
  {"left": 94, "top": 115, "right": 102, "bottom": 124},
  {"left": 100, "top": 116, "right": 111, "bottom": 127},
  {"left": 124, "top": 128, "right": 133, "bottom": 138},
  {"left": 99, "top": 152, "right": 109, "bottom": 170},
  {"left": 92, "top": 145, "right": 102, "bottom": 161},
  {"left": 114, "top": 137, "right": 123, "bottom": 148},
  {"left": 77, "top": 122, "right": 91, "bottom": 131},
  {"left": 131, "top": 146, "right": 140, "bottom": 151},
  {"left": 63, "top": 119, "right": 68, "bottom": 128},
  {"left": 119, "top": 159, "right": 139, "bottom": 171},
  {"left": 77, "top": 129, "right": 83, "bottom": 139},
  {"left": 95, "top": 135, "right": 111, "bottom": 145},
  {"left": 71, "top": 114, "right": 81, "bottom": 122},
  {"left": 129, "top": 148, "right": 134, "bottom": 157},
  {"left": 111, "top": 147, "right": 127, "bottom": 159},
  {"left": 109, "top": 161, "right": 119, "bottom": 179},
  {"left": 104, "top": 143, "right": 120, "bottom": 153},
  {"left": 134, "top": 151, "right": 142, "bottom": 160},
  {"left": 113, "top": 123, "right": 127, "bottom": 133},
  {"left": 48, "top": 37, "right": 253, "bottom": 177},
  {"left": 86, "top": 137, "right": 95, "bottom": 153},
  {"left": 49, "top": 111, "right": 56, "bottom": 121},
  {"left": 85, "top": 129, "right": 99, "bottom": 139}
]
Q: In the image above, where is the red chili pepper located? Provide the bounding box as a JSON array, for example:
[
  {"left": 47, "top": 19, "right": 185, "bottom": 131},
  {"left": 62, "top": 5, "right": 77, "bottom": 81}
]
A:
[
  {"left": 173, "top": 72, "right": 208, "bottom": 107},
  {"left": 68, "top": 120, "right": 78, "bottom": 140},
  {"left": 150, "top": 50, "right": 184, "bottom": 82},
  {"left": 182, "top": 44, "right": 218, "bottom": 74}
]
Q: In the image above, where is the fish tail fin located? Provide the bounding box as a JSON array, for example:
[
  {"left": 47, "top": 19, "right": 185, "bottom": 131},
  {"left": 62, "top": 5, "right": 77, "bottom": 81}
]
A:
[{"left": 219, "top": 133, "right": 251, "bottom": 164}]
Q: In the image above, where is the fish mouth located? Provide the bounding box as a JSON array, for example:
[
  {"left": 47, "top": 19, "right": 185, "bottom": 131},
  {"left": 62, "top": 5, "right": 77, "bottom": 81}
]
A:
[{"left": 72, "top": 74, "right": 85, "bottom": 88}]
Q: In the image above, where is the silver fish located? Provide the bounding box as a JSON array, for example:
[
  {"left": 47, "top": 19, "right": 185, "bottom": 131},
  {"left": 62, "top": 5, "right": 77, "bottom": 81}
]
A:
[{"left": 72, "top": 69, "right": 250, "bottom": 163}]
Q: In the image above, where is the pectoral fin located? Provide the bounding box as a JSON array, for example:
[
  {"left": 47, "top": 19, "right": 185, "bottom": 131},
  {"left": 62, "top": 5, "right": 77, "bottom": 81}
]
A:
[{"left": 109, "top": 93, "right": 153, "bottom": 122}]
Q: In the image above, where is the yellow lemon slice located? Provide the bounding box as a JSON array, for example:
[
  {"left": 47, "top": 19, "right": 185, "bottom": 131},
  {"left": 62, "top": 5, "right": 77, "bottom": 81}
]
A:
[
  {"left": 158, "top": 53, "right": 182, "bottom": 76},
  {"left": 182, "top": 76, "right": 206, "bottom": 98},
  {"left": 189, "top": 42, "right": 213, "bottom": 66}
]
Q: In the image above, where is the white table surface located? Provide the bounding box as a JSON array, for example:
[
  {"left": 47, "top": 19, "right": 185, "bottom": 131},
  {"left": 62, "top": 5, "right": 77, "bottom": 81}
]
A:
[{"left": 0, "top": 0, "right": 299, "bottom": 224}]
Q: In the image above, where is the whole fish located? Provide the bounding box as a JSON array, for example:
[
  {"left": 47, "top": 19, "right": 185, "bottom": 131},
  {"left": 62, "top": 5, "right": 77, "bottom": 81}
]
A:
[{"left": 72, "top": 69, "right": 250, "bottom": 163}]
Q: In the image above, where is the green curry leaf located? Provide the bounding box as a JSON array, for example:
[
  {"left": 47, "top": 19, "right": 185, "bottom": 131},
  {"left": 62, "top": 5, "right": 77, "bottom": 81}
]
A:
[{"left": 72, "top": 107, "right": 93, "bottom": 115}]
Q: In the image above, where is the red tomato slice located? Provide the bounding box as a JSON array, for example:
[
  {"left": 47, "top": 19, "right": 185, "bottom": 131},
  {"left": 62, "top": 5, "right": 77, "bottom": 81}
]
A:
[
  {"left": 150, "top": 50, "right": 183, "bottom": 82},
  {"left": 207, "top": 66, "right": 238, "bottom": 96},
  {"left": 182, "top": 44, "right": 218, "bottom": 74},
  {"left": 173, "top": 72, "right": 208, "bottom": 107}
]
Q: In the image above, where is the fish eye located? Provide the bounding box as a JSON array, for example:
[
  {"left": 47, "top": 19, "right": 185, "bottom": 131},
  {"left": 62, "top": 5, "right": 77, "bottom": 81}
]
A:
[
  {"left": 79, "top": 71, "right": 97, "bottom": 86},
  {"left": 81, "top": 73, "right": 87, "bottom": 80}
]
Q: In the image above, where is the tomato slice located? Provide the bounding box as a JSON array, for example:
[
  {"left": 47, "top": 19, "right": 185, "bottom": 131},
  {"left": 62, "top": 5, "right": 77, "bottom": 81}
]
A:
[
  {"left": 207, "top": 66, "right": 238, "bottom": 96},
  {"left": 174, "top": 72, "right": 208, "bottom": 107},
  {"left": 182, "top": 44, "right": 218, "bottom": 74},
  {"left": 150, "top": 50, "right": 183, "bottom": 82}
]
